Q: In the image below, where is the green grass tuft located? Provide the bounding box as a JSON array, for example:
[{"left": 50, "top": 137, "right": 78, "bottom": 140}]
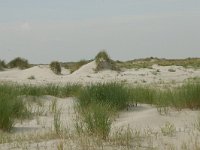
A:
[{"left": 78, "top": 82, "right": 131, "bottom": 110}]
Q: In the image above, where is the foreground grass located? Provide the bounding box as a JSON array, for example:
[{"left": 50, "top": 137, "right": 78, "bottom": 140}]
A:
[
  {"left": 0, "top": 85, "right": 30, "bottom": 131},
  {"left": 0, "top": 83, "right": 81, "bottom": 131},
  {"left": 0, "top": 81, "right": 200, "bottom": 149},
  {"left": 76, "top": 82, "right": 131, "bottom": 139},
  {"left": 76, "top": 81, "right": 200, "bottom": 138},
  {"left": 1, "top": 81, "right": 200, "bottom": 134}
]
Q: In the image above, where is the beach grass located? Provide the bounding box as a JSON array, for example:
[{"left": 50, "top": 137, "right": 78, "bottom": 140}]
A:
[
  {"left": 1, "top": 80, "right": 200, "bottom": 132},
  {"left": 116, "top": 57, "right": 200, "bottom": 69}
]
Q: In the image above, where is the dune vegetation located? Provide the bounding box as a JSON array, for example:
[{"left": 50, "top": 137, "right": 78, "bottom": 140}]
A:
[
  {"left": 7, "top": 57, "right": 30, "bottom": 69},
  {"left": 63, "top": 60, "right": 91, "bottom": 73},
  {"left": 116, "top": 57, "right": 200, "bottom": 69},
  {"left": 1, "top": 54, "right": 200, "bottom": 149},
  {"left": 50, "top": 61, "right": 62, "bottom": 75},
  {"left": 0, "top": 60, "right": 6, "bottom": 71},
  {"left": 0, "top": 79, "right": 200, "bottom": 133},
  {"left": 95, "top": 50, "right": 119, "bottom": 71}
]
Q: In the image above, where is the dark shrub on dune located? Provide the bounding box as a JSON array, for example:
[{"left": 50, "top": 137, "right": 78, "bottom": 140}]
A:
[
  {"left": 0, "top": 60, "right": 7, "bottom": 70},
  {"left": 95, "top": 50, "right": 119, "bottom": 71},
  {"left": 8, "top": 57, "right": 30, "bottom": 69},
  {"left": 50, "top": 61, "right": 61, "bottom": 75}
]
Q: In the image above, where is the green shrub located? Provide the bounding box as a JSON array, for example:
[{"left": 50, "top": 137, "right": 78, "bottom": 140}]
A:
[
  {"left": 95, "top": 51, "right": 119, "bottom": 71},
  {"left": 50, "top": 61, "right": 61, "bottom": 75},
  {"left": 0, "top": 60, "right": 7, "bottom": 70},
  {"left": 8, "top": 57, "right": 30, "bottom": 69}
]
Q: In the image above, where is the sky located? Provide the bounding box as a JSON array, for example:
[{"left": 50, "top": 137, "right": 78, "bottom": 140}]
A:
[{"left": 0, "top": 0, "right": 200, "bottom": 64}]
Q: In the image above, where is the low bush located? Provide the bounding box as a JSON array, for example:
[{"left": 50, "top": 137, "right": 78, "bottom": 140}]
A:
[
  {"left": 8, "top": 57, "right": 30, "bottom": 69},
  {"left": 95, "top": 51, "right": 119, "bottom": 71},
  {"left": 0, "top": 60, "right": 7, "bottom": 70},
  {"left": 50, "top": 61, "right": 61, "bottom": 75}
]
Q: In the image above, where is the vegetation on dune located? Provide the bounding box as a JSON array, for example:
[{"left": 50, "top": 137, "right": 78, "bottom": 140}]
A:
[
  {"left": 0, "top": 83, "right": 81, "bottom": 131},
  {"left": 77, "top": 82, "right": 132, "bottom": 139},
  {"left": 78, "top": 82, "right": 131, "bottom": 110},
  {"left": 1, "top": 79, "right": 200, "bottom": 135},
  {"left": 129, "top": 86, "right": 155, "bottom": 105},
  {"left": 63, "top": 60, "right": 91, "bottom": 73},
  {"left": 8, "top": 57, "right": 30, "bottom": 69},
  {"left": 0, "top": 84, "right": 30, "bottom": 131},
  {"left": 95, "top": 50, "right": 119, "bottom": 71},
  {"left": 116, "top": 57, "right": 200, "bottom": 69},
  {"left": 0, "top": 60, "right": 7, "bottom": 70},
  {"left": 50, "top": 61, "right": 61, "bottom": 75},
  {"left": 79, "top": 103, "right": 112, "bottom": 139}
]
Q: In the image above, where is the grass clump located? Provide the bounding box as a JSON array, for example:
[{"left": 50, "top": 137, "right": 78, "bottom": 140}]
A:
[
  {"left": 0, "top": 84, "right": 30, "bottom": 131},
  {"left": 8, "top": 57, "right": 30, "bottom": 69},
  {"left": 130, "top": 86, "right": 155, "bottom": 105},
  {"left": 81, "top": 103, "right": 112, "bottom": 139},
  {"left": 50, "top": 61, "right": 61, "bottom": 75},
  {"left": 0, "top": 60, "right": 7, "bottom": 70},
  {"left": 78, "top": 82, "right": 131, "bottom": 110},
  {"left": 177, "top": 82, "right": 200, "bottom": 109},
  {"left": 161, "top": 122, "right": 176, "bottom": 136},
  {"left": 95, "top": 51, "right": 119, "bottom": 71},
  {"left": 76, "top": 82, "right": 131, "bottom": 139},
  {"left": 0, "top": 83, "right": 81, "bottom": 131}
]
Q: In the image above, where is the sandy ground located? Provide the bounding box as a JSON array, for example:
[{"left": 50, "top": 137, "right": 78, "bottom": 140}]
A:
[
  {"left": 0, "top": 61, "right": 200, "bottom": 85},
  {"left": 0, "top": 61, "right": 200, "bottom": 149}
]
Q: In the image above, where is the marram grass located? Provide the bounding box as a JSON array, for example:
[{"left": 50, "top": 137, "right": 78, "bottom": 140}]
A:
[{"left": 1, "top": 80, "right": 200, "bottom": 132}]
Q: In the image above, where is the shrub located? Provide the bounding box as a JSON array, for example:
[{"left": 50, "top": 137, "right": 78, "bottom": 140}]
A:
[
  {"left": 8, "top": 57, "right": 30, "bottom": 69},
  {"left": 95, "top": 50, "right": 119, "bottom": 71},
  {"left": 0, "top": 60, "right": 7, "bottom": 70},
  {"left": 50, "top": 61, "right": 61, "bottom": 75}
]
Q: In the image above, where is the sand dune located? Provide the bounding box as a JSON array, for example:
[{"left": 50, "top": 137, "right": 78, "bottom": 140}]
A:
[
  {"left": 1, "top": 61, "right": 200, "bottom": 85},
  {"left": 72, "top": 60, "right": 96, "bottom": 75},
  {"left": 1, "top": 62, "right": 200, "bottom": 149}
]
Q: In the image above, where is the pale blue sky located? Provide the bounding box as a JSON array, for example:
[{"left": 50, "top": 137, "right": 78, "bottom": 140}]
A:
[{"left": 0, "top": 0, "right": 200, "bottom": 63}]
